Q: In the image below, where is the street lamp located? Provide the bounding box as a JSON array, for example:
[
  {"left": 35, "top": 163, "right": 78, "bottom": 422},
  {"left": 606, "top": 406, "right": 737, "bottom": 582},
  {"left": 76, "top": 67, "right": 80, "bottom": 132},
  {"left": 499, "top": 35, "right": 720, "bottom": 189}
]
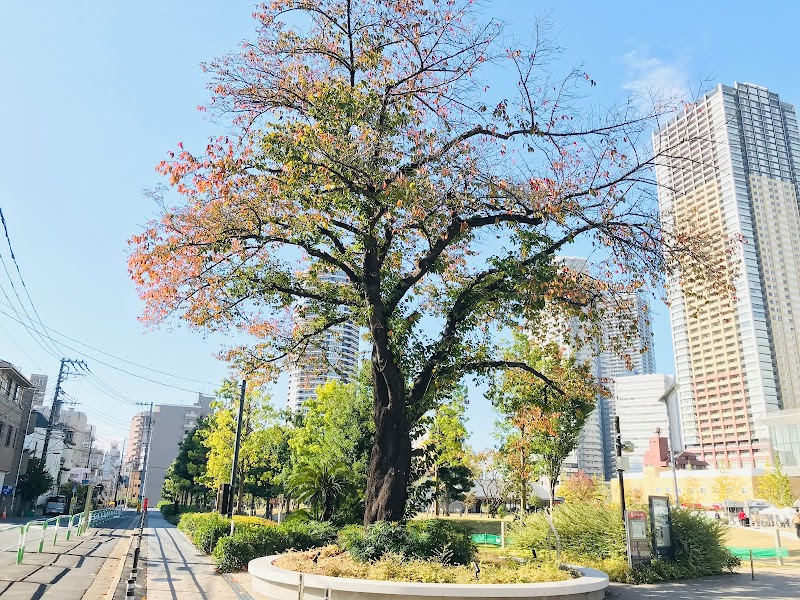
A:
[
  {"left": 615, "top": 416, "right": 635, "bottom": 524},
  {"left": 657, "top": 382, "right": 680, "bottom": 506}
]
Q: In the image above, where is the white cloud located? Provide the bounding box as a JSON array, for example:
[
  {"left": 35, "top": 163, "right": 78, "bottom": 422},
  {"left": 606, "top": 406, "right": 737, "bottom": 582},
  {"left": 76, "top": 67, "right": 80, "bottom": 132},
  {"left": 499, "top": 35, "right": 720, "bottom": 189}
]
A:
[{"left": 621, "top": 50, "right": 691, "bottom": 103}]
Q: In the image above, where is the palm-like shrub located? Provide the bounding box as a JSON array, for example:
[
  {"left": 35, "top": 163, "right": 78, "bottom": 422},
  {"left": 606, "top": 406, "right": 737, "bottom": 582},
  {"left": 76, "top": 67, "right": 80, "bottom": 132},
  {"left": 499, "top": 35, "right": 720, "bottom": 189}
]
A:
[{"left": 288, "top": 462, "right": 354, "bottom": 521}]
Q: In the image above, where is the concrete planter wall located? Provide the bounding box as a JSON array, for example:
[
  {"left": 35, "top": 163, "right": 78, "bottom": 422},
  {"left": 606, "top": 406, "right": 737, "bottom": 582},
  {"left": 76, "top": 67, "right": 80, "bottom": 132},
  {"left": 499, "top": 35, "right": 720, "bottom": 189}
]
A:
[{"left": 249, "top": 555, "right": 608, "bottom": 600}]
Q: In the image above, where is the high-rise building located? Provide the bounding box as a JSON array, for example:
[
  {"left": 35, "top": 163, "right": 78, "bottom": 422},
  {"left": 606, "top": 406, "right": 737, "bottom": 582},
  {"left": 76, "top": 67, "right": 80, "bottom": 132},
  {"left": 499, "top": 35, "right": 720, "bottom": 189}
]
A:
[
  {"left": 140, "top": 393, "right": 215, "bottom": 506},
  {"left": 654, "top": 82, "right": 800, "bottom": 470},
  {"left": 29, "top": 374, "right": 48, "bottom": 409},
  {"left": 286, "top": 272, "right": 360, "bottom": 413},
  {"left": 613, "top": 374, "right": 681, "bottom": 472},
  {"left": 546, "top": 258, "right": 656, "bottom": 480}
]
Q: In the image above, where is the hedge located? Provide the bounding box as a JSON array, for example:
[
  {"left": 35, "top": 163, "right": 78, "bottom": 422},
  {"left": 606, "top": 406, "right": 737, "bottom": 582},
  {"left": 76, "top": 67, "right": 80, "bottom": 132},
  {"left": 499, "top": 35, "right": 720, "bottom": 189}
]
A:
[{"left": 212, "top": 520, "right": 336, "bottom": 573}]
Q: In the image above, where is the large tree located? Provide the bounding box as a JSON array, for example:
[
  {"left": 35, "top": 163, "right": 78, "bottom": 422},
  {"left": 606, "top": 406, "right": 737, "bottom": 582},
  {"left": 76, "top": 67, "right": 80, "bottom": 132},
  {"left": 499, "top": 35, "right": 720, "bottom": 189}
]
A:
[{"left": 129, "top": 0, "right": 725, "bottom": 522}]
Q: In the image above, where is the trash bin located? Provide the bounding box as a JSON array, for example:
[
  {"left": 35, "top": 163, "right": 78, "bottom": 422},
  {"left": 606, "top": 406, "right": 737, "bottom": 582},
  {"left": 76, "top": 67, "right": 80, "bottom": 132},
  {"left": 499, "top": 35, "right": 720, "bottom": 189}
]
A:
[{"left": 744, "top": 517, "right": 750, "bottom": 527}]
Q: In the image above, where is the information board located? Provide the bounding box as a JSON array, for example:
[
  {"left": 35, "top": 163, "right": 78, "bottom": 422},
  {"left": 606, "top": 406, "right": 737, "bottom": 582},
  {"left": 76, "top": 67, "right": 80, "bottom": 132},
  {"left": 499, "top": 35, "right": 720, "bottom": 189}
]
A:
[
  {"left": 649, "top": 495, "right": 674, "bottom": 560},
  {"left": 626, "top": 510, "right": 651, "bottom": 566}
]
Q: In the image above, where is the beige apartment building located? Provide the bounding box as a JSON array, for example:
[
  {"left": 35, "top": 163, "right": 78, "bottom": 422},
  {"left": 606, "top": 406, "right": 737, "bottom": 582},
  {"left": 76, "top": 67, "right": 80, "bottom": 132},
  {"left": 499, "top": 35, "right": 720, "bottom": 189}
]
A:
[{"left": 655, "top": 83, "right": 800, "bottom": 470}]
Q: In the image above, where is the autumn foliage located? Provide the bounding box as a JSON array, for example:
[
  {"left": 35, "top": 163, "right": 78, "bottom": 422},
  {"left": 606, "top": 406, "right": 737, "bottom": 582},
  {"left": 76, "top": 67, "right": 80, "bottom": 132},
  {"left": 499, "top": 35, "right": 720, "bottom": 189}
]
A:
[{"left": 129, "top": 0, "right": 728, "bottom": 522}]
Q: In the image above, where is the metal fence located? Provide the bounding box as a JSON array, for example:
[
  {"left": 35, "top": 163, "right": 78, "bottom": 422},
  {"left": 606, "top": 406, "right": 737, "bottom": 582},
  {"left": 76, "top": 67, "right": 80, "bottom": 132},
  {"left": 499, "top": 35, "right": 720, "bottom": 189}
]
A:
[{"left": 0, "top": 507, "right": 122, "bottom": 564}]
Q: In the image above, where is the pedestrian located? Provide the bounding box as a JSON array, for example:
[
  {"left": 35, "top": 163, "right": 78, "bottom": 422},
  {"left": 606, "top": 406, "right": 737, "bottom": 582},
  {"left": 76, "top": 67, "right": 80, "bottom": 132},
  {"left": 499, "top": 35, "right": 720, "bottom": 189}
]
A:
[
  {"left": 792, "top": 508, "right": 800, "bottom": 540},
  {"left": 738, "top": 510, "right": 747, "bottom": 526},
  {"left": 714, "top": 511, "right": 721, "bottom": 521}
]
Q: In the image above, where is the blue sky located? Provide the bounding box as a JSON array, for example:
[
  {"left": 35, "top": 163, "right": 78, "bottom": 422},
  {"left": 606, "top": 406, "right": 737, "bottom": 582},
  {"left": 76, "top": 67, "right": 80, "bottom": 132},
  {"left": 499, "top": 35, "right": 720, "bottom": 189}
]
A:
[{"left": 1, "top": 1, "right": 797, "bottom": 450}]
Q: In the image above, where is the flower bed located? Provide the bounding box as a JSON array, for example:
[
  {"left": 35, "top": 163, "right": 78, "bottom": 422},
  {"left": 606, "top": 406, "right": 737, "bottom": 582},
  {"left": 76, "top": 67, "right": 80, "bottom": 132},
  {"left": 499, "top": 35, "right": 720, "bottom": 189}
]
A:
[
  {"left": 249, "top": 553, "right": 608, "bottom": 600},
  {"left": 275, "top": 545, "right": 575, "bottom": 584}
]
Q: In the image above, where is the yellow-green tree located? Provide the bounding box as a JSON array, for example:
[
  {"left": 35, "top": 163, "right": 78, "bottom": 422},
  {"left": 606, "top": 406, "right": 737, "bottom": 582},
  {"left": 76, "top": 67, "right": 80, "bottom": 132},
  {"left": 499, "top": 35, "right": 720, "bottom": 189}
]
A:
[
  {"left": 558, "top": 470, "right": 608, "bottom": 505},
  {"left": 680, "top": 477, "right": 702, "bottom": 506},
  {"left": 757, "top": 459, "right": 793, "bottom": 508},
  {"left": 711, "top": 463, "right": 743, "bottom": 504}
]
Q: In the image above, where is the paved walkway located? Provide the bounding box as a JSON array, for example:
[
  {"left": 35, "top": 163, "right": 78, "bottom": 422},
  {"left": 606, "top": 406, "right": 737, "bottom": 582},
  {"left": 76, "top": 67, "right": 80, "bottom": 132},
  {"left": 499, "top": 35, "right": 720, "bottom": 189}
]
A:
[
  {"left": 144, "top": 511, "right": 253, "bottom": 599},
  {"left": 607, "top": 570, "right": 800, "bottom": 599},
  {"left": 0, "top": 512, "right": 137, "bottom": 599}
]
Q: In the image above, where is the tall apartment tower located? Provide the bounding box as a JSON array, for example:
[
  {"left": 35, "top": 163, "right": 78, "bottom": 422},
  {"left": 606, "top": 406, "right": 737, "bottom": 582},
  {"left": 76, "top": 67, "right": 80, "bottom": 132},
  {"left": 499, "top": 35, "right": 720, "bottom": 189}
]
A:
[
  {"left": 286, "top": 272, "right": 360, "bottom": 413},
  {"left": 654, "top": 82, "right": 800, "bottom": 469},
  {"left": 547, "top": 257, "right": 656, "bottom": 480}
]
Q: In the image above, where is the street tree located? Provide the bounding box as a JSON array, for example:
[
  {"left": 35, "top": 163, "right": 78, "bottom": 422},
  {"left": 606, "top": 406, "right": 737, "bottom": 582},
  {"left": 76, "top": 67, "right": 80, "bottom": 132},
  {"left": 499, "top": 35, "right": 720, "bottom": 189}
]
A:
[
  {"left": 129, "top": 0, "right": 729, "bottom": 522},
  {"left": 757, "top": 459, "right": 793, "bottom": 508},
  {"left": 557, "top": 470, "right": 607, "bottom": 505},
  {"left": 17, "top": 457, "right": 54, "bottom": 509},
  {"left": 491, "top": 335, "right": 599, "bottom": 508},
  {"left": 711, "top": 463, "right": 743, "bottom": 505},
  {"left": 416, "top": 388, "right": 473, "bottom": 515},
  {"left": 163, "top": 417, "right": 212, "bottom": 507}
]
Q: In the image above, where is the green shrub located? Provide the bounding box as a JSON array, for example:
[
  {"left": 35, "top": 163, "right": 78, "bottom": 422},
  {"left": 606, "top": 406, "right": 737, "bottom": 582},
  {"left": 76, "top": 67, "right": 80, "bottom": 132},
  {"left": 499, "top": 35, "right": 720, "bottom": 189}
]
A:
[
  {"left": 510, "top": 506, "right": 739, "bottom": 584},
  {"left": 511, "top": 504, "right": 625, "bottom": 559},
  {"left": 282, "top": 520, "right": 337, "bottom": 549},
  {"left": 339, "top": 520, "right": 475, "bottom": 565},
  {"left": 212, "top": 520, "right": 336, "bottom": 573},
  {"left": 177, "top": 512, "right": 231, "bottom": 554},
  {"left": 670, "top": 509, "right": 739, "bottom": 576},
  {"left": 406, "top": 520, "right": 474, "bottom": 565}
]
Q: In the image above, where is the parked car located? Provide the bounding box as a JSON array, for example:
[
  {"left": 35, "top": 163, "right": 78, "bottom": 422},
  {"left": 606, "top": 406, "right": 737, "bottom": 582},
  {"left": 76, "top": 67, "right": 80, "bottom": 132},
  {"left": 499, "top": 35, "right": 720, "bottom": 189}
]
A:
[{"left": 44, "top": 495, "right": 66, "bottom": 516}]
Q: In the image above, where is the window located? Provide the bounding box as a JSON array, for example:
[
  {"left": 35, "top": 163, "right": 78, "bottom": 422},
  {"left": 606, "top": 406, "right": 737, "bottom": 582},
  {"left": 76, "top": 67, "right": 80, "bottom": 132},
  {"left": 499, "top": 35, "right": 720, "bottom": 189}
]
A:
[{"left": 4, "top": 425, "right": 12, "bottom": 447}]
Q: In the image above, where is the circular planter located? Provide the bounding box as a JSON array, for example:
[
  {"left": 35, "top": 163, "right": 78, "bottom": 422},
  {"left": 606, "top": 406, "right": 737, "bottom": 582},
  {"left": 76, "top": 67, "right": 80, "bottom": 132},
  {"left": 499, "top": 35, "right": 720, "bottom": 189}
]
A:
[{"left": 248, "top": 555, "right": 608, "bottom": 600}]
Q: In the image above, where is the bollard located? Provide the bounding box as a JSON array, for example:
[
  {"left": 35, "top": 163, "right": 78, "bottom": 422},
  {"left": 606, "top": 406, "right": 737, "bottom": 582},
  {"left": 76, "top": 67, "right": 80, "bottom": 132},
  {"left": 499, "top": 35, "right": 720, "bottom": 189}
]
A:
[
  {"left": 16, "top": 525, "right": 26, "bottom": 564},
  {"left": 774, "top": 528, "right": 783, "bottom": 567},
  {"left": 750, "top": 550, "right": 754, "bottom": 580},
  {"left": 131, "top": 567, "right": 138, "bottom": 578},
  {"left": 500, "top": 521, "right": 506, "bottom": 549},
  {"left": 53, "top": 518, "right": 59, "bottom": 545},
  {"left": 126, "top": 578, "right": 136, "bottom": 598},
  {"left": 38, "top": 523, "right": 47, "bottom": 553},
  {"left": 133, "top": 546, "right": 140, "bottom": 570}
]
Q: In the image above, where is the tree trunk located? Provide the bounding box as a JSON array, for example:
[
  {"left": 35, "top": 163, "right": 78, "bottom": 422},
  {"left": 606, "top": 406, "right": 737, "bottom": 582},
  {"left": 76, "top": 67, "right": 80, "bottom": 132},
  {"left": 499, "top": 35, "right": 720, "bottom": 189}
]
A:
[{"left": 363, "top": 348, "right": 412, "bottom": 524}]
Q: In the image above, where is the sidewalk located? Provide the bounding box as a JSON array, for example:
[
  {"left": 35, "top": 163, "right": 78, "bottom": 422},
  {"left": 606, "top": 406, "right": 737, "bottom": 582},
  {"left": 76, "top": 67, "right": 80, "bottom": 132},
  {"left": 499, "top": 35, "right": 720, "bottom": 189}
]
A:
[
  {"left": 0, "top": 512, "right": 137, "bottom": 599},
  {"left": 143, "top": 510, "right": 254, "bottom": 599},
  {"left": 606, "top": 571, "right": 800, "bottom": 600}
]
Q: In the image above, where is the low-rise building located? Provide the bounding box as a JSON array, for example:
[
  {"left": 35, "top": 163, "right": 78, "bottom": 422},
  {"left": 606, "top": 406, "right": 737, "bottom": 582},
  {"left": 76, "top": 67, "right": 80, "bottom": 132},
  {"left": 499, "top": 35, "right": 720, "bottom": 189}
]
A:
[{"left": 0, "top": 360, "right": 33, "bottom": 515}]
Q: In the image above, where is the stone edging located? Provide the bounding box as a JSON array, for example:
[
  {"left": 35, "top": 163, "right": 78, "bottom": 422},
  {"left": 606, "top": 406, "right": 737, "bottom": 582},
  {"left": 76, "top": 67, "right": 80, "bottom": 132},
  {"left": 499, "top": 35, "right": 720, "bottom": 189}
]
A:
[{"left": 249, "top": 554, "right": 609, "bottom": 598}]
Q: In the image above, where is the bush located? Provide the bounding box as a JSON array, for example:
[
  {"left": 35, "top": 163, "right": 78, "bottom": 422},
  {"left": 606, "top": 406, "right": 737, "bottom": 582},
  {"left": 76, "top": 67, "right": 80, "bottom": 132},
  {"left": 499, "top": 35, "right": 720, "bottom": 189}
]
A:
[
  {"left": 212, "top": 519, "right": 337, "bottom": 573},
  {"left": 510, "top": 506, "right": 739, "bottom": 584},
  {"left": 178, "top": 512, "right": 231, "bottom": 554},
  {"left": 338, "top": 520, "right": 475, "bottom": 565},
  {"left": 511, "top": 504, "right": 625, "bottom": 559},
  {"left": 406, "top": 520, "right": 475, "bottom": 565},
  {"left": 158, "top": 501, "right": 199, "bottom": 524}
]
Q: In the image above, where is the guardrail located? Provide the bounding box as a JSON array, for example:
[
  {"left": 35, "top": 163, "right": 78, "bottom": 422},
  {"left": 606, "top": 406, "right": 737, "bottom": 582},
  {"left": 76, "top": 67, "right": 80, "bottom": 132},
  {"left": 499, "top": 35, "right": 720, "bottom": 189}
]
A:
[{"left": 3, "top": 507, "right": 123, "bottom": 564}]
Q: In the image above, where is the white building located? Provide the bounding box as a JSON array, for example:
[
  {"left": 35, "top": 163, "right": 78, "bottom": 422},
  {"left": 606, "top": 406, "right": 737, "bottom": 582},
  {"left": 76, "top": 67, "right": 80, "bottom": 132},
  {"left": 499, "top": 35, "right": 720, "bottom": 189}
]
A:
[
  {"left": 545, "top": 257, "right": 656, "bottom": 480},
  {"left": 655, "top": 83, "right": 800, "bottom": 469},
  {"left": 286, "top": 272, "right": 360, "bottom": 412},
  {"left": 613, "top": 374, "right": 681, "bottom": 472}
]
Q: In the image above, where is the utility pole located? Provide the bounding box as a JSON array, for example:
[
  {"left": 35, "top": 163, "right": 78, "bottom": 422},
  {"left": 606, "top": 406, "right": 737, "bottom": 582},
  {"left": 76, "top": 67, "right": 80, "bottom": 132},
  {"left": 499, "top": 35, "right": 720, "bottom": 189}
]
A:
[
  {"left": 114, "top": 438, "right": 126, "bottom": 506},
  {"left": 228, "top": 380, "right": 247, "bottom": 520},
  {"left": 41, "top": 358, "right": 87, "bottom": 458},
  {"left": 138, "top": 403, "right": 154, "bottom": 510}
]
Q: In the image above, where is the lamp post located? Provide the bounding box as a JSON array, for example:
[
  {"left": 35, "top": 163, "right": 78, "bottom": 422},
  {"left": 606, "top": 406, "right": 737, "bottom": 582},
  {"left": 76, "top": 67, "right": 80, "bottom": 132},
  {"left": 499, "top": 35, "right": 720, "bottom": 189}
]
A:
[
  {"left": 614, "top": 417, "right": 634, "bottom": 524},
  {"left": 657, "top": 382, "right": 680, "bottom": 506}
]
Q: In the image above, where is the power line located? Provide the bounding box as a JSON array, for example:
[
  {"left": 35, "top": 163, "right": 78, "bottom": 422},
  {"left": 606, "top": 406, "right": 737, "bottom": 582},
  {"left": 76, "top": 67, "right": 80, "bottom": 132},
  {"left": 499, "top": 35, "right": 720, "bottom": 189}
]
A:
[
  {"left": 0, "top": 207, "right": 64, "bottom": 356},
  {"left": 2, "top": 299, "right": 214, "bottom": 385},
  {"left": 0, "top": 306, "right": 213, "bottom": 393}
]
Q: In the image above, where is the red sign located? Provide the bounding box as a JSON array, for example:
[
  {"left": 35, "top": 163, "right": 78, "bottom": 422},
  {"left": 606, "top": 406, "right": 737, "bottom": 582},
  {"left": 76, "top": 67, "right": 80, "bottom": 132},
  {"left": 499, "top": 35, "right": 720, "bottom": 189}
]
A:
[
  {"left": 626, "top": 510, "right": 651, "bottom": 566},
  {"left": 143, "top": 498, "right": 149, "bottom": 511}
]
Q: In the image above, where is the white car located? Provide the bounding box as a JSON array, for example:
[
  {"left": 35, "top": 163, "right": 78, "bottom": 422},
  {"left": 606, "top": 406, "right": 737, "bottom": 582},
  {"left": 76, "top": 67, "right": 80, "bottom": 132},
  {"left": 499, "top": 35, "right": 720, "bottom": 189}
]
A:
[{"left": 44, "top": 495, "right": 66, "bottom": 516}]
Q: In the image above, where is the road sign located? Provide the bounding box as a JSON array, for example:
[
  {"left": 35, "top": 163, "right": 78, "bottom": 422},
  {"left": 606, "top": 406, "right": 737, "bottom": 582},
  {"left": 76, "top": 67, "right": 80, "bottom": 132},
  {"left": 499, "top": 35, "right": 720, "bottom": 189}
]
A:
[
  {"left": 72, "top": 485, "right": 78, "bottom": 494},
  {"left": 81, "top": 479, "right": 90, "bottom": 486},
  {"left": 1, "top": 485, "right": 14, "bottom": 496}
]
